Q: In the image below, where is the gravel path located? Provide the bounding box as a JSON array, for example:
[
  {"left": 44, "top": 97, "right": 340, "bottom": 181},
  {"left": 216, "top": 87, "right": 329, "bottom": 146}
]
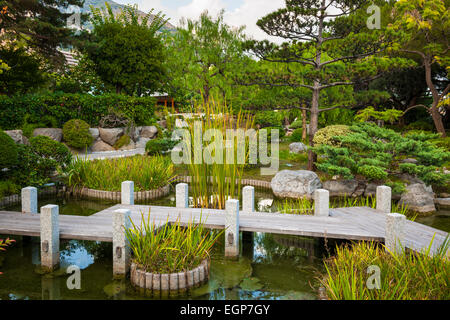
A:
[{"left": 72, "top": 148, "right": 146, "bottom": 160}]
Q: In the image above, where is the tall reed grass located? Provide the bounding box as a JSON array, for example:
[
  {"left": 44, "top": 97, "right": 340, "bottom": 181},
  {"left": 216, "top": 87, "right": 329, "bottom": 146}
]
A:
[
  {"left": 125, "top": 210, "right": 223, "bottom": 273},
  {"left": 63, "top": 155, "right": 174, "bottom": 191},
  {"left": 184, "top": 99, "right": 254, "bottom": 209},
  {"left": 319, "top": 237, "right": 450, "bottom": 300}
]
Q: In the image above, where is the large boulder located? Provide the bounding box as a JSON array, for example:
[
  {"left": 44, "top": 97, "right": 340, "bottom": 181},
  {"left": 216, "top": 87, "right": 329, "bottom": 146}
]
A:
[
  {"left": 135, "top": 137, "right": 150, "bottom": 149},
  {"left": 323, "top": 180, "right": 359, "bottom": 197},
  {"left": 289, "top": 142, "right": 308, "bottom": 154},
  {"left": 98, "top": 128, "right": 123, "bottom": 146},
  {"left": 399, "top": 183, "right": 436, "bottom": 214},
  {"left": 140, "top": 126, "right": 158, "bottom": 139},
  {"left": 90, "top": 139, "right": 115, "bottom": 152},
  {"left": 118, "top": 140, "right": 136, "bottom": 151},
  {"left": 89, "top": 128, "right": 99, "bottom": 141},
  {"left": 271, "top": 170, "right": 322, "bottom": 199},
  {"left": 32, "top": 128, "right": 63, "bottom": 142},
  {"left": 5, "top": 130, "right": 29, "bottom": 145}
]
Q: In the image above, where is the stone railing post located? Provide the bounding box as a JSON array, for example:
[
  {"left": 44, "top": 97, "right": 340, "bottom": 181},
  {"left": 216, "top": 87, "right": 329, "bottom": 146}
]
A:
[
  {"left": 376, "top": 185, "right": 391, "bottom": 213},
  {"left": 176, "top": 183, "right": 189, "bottom": 208},
  {"left": 40, "top": 204, "right": 59, "bottom": 271},
  {"left": 121, "top": 181, "right": 134, "bottom": 205},
  {"left": 385, "top": 213, "right": 406, "bottom": 255},
  {"left": 314, "top": 189, "right": 329, "bottom": 217},
  {"left": 113, "top": 209, "right": 131, "bottom": 278},
  {"left": 225, "top": 199, "right": 240, "bottom": 259},
  {"left": 242, "top": 186, "right": 255, "bottom": 213},
  {"left": 22, "top": 186, "right": 37, "bottom": 214}
]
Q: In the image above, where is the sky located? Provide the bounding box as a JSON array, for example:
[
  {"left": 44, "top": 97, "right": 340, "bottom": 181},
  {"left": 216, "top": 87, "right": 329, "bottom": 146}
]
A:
[{"left": 113, "top": 0, "right": 285, "bottom": 41}]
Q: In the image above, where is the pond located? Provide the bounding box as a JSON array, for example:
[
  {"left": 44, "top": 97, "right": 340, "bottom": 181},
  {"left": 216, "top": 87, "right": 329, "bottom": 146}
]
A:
[{"left": 0, "top": 189, "right": 448, "bottom": 300}]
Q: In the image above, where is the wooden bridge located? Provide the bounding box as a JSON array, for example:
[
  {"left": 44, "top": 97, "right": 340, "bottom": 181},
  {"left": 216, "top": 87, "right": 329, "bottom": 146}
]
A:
[{"left": 0, "top": 204, "right": 448, "bottom": 256}]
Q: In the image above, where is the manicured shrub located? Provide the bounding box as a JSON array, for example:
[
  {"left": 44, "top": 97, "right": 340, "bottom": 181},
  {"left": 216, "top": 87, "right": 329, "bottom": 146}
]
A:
[
  {"left": 113, "top": 135, "right": 131, "bottom": 150},
  {"left": 63, "top": 119, "right": 93, "bottom": 149},
  {"left": 313, "top": 125, "right": 350, "bottom": 146},
  {"left": 29, "top": 136, "right": 72, "bottom": 173},
  {"left": 254, "top": 111, "right": 283, "bottom": 128},
  {"left": 289, "top": 119, "right": 303, "bottom": 129},
  {"left": 313, "top": 123, "right": 450, "bottom": 184},
  {"left": 289, "top": 128, "right": 304, "bottom": 142},
  {"left": 145, "top": 138, "right": 177, "bottom": 156},
  {"left": 0, "top": 131, "right": 18, "bottom": 169}
]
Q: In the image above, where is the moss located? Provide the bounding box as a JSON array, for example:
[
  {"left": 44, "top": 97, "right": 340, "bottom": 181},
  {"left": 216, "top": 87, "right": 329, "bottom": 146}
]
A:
[
  {"left": 113, "top": 134, "right": 131, "bottom": 150},
  {"left": 0, "top": 131, "right": 18, "bottom": 169}
]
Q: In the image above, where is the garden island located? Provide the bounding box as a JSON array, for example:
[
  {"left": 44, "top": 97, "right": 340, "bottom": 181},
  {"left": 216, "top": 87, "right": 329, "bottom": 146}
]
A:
[{"left": 0, "top": 0, "right": 449, "bottom": 302}]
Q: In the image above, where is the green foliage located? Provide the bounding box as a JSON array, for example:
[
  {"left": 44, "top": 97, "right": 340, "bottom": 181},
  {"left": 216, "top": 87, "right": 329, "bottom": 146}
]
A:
[
  {"left": 63, "top": 119, "right": 93, "bottom": 149},
  {"left": 29, "top": 136, "right": 72, "bottom": 174},
  {"left": 0, "top": 93, "right": 155, "bottom": 130},
  {"left": 0, "top": 46, "right": 48, "bottom": 95},
  {"left": 63, "top": 155, "right": 174, "bottom": 192},
  {"left": 254, "top": 111, "right": 283, "bottom": 128},
  {"left": 313, "top": 123, "right": 450, "bottom": 184},
  {"left": 289, "top": 119, "right": 303, "bottom": 129},
  {"left": 318, "top": 108, "right": 355, "bottom": 127},
  {"left": 85, "top": 3, "right": 167, "bottom": 95},
  {"left": 321, "top": 239, "right": 450, "bottom": 300},
  {"left": 125, "top": 212, "right": 223, "bottom": 274},
  {"left": 145, "top": 138, "right": 176, "bottom": 156},
  {"left": 0, "top": 131, "right": 18, "bottom": 169},
  {"left": 313, "top": 125, "right": 350, "bottom": 147},
  {"left": 289, "top": 128, "right": 304, "bottom": 142},
  {"left": 21, "top": 114, "right": 59, "bottom": 138},
  {"left": 113, "top": 135, "right": 131, "bottom": 150},
  {"left": 0, "top": 180, "right": 20, "bottom": 198},
  {"left": 355, "top": 107, "right": 403, "bottom": 124}
]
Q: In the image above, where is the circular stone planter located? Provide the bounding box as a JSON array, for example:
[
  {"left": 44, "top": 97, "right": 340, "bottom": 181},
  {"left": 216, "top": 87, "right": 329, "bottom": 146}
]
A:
[
  {"left": 71, "top": 184, "right": 170, "bottom": 202},
  {"left": 130, "top": 259, "right": 210, "bottom": 294}
]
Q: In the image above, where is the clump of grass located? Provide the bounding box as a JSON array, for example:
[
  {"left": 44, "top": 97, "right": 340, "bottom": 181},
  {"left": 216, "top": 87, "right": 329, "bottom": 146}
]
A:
[
  {"left": 319, "top": 237, "right": 450, "bottom": 300},
  {"left": 63, "top": 155, "right": 174, "bottom": 191},
  {"left": 277, "top": 195, "right": 413, "bottom": 219},
  {"left": 125, "top": 210, "right": 223, "bottom": 273}
]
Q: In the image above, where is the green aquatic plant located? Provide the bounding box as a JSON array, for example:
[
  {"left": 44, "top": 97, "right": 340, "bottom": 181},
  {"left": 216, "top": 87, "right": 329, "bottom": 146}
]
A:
[
  {"left": 63, "top": 155, "right": 174, "bottom": 191},
  {"left": 320, "top": 236, "right": 450, "bottom": 300},
  {"left": 125, "top": 210, "right": 223, "bottom": 273}
]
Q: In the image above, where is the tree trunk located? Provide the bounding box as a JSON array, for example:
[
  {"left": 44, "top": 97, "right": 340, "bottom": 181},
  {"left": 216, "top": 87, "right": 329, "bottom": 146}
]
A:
[
  {"left": 307, "top": 84, "right": 320, "bottom": 171},
  {"left": 301, "top": 108, "right": 307, "bottom": 141},
  {"left": 430, "top": 103, "right": 446, "bottom": 137}
]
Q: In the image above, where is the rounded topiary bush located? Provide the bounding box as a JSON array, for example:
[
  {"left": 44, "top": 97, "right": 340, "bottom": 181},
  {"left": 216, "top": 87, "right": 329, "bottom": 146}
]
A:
[
  {"left": 313, "top": 125, "right": 350, "bottom": 147},
  {"left": 63, "top": 119, "right": 93, "bottom": 149},
  {"left": 30, "top": 135, "right": 72, "bottom": 169},
  {"left": 0, "top": 131, "right": 18, "bottom": 169},
  {"left": 146, "top": 138, "right": 176, "bottom": 156}
]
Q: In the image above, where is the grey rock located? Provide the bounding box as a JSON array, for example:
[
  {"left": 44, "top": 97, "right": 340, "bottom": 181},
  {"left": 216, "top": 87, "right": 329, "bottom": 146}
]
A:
[
  {"left": 399, "top": 183, "right": 436, "bottom": 213},
  {"left": 135, "top": 137, "right": 150, "bottom": 149},
  {"left": 118, "top": 140, "right": 136, "bottom": 151},
  {"left": 435, "top": 198, "right": 450, "bottom": 209},
  {"left": 323, "top": 180, "right": 358, "bottom": 197},
  {"left": 271, "top": 170, "right": 322, "bottom": 199},
  {"left": 289, "top": 142, "right": 308, "bottom": 154},
  {"left": 98, "top": 128, "right": 124, "bottom": 146},
  {"left": 5, "top": 130, "right": 28, "bottom": 144},
  {"left": 364, "top": 183, "right": 379, "bottom": 197},
  {"left": 401, "top": 158, "right": 418, "bottom": 164},
  {"left": 157, "top": 120, "right": 167, "bottom": 128},
  {"left": 140, "top": 126, "right": 158, "bottom": 139},
  {"left": 90, "top": 139, "right": 115, "bottom": 152},
  {"left": 89, "top": 128, "right": 99, "bottom": 141},
  {"left": 33, "top": 128, "right": 63, "bottom": 142}
]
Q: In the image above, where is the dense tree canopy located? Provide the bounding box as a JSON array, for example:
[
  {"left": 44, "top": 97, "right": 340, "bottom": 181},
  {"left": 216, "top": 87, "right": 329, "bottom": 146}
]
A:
[{"left": 83, "top": 3, "right": 167, "bottom": 95}]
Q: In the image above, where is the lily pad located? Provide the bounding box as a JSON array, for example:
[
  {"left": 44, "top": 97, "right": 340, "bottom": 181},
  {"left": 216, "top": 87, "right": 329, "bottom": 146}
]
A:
[
  {"left": 239, "top": 277, "right": 264, "bottom": 291},
  {"left": 210, "top": 257, "right": 253, "bottom": 289}
]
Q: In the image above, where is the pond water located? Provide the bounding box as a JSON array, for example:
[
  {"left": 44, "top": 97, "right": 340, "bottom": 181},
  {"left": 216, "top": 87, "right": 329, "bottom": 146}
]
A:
[
  {"left": 0, "top": 189, "right": 447, "bottom": 300},
  {"left": 0, "top": 232, "right": 334, "bottom": 300}
]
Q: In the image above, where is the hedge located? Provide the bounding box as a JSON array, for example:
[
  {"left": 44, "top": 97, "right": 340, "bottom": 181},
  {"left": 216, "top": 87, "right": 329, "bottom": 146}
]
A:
[{"left": 0, "top": 93, "right": 155, "bottom": 130}]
